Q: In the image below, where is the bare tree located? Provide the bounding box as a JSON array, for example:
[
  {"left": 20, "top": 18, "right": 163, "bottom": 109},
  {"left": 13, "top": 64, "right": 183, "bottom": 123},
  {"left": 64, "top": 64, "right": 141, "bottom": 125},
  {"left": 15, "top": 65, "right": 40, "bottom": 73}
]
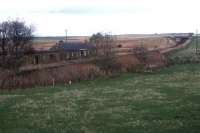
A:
[
  {"left": 90, "top": 32, "right": 121, "bottom": 74},
  {"left": 103, "top": 33, "right": 115, "bottom": 56},
  {"left": 89, "top": 32, "right": 104, "bottom": 55},
  {"left": 132, "top": 46, "right": 148, "bottom": 64},
  {"left": 0, "top": 20, "right": 34, "bottom": 70},
  {"left": 89, "top": 32, "right": 115, "bottom": 56}
]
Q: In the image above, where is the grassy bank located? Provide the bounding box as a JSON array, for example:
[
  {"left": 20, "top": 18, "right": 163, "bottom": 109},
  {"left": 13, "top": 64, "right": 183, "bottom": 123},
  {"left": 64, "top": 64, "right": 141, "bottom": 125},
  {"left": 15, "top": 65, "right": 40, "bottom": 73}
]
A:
[
  {"left": 0, "top": 64, "right": 200, "bottom": 133},
  {"left": 166, "top": 37, "right": 200, "bottom": 59}
]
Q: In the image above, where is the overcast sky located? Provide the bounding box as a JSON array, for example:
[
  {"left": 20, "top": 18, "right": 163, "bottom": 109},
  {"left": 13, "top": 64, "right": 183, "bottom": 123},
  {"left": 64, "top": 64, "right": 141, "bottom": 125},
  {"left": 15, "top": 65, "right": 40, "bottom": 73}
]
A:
[{"left": 0, "top": 0, "right": 200, "bottom": 36}]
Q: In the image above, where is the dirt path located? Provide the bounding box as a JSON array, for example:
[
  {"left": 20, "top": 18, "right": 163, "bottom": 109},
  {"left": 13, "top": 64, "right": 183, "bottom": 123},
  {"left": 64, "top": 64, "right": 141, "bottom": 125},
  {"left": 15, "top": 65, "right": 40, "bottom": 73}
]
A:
[{"left": 159, "top": 38, "right": 192, "bottom": 54}]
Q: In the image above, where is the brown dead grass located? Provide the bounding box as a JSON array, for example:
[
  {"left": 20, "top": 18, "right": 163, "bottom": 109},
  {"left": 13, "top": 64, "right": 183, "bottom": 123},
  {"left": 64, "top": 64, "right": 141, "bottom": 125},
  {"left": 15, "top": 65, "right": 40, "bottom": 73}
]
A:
[
  {"left": 116, "top": 55, "right": 140, "bottom": 71},
  {"left": 0, "top": 63, "right": 100, "bottom": 89},
  {"left": 116, "top": 37, "right": 176, "bottom": 50}
]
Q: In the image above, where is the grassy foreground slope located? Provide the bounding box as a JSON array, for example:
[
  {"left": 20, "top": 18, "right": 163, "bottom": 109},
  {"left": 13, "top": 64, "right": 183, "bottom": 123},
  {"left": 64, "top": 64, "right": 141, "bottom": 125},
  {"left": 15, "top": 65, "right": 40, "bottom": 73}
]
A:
[{"left": 0, "top": 64, "right": 200, "bottom": 133}]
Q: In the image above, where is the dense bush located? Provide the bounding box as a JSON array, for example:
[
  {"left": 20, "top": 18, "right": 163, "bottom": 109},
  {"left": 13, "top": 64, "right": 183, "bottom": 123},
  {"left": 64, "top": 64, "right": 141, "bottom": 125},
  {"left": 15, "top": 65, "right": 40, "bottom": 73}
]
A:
[
  {"left": 166, "top": 55, "right": 200, "bottom": 66},
  {"left": 93, "top": 56, "right": 122, "bottom": 75},
  {"left": 126, "top": 64, "right": 146, "bottom": 73}
]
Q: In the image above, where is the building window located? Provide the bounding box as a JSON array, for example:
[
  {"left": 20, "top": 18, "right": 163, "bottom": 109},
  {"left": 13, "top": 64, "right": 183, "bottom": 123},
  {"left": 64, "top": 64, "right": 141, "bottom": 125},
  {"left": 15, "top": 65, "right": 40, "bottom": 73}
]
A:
[
  {"left": 49, "top": 54, "right": 57, "bottom": 61},
  {"left": 34, "top": 55, "right": 39, "bottom": 64}
]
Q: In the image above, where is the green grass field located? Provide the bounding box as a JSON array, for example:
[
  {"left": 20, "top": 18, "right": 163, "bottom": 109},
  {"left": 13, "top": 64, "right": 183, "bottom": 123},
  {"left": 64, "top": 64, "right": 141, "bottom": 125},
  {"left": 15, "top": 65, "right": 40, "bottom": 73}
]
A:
[
  {"left": 167, "top": 37, "right": 200, "bottom": 59},
  {"left": 0, "top": 64, "right": 200, "bottom": 133}
]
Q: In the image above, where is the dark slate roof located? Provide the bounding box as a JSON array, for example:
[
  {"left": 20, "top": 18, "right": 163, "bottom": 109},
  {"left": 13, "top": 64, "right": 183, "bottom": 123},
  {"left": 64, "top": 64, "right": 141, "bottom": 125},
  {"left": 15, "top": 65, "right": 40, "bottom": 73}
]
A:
[{"left": 50, "top": 42, "right": 95, "bottom": 51}]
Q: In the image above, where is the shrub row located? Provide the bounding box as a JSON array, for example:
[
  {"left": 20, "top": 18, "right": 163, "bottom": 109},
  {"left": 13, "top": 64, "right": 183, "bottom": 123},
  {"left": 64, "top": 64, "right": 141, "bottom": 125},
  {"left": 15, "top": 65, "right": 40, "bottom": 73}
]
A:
[
  {"left": 0, "top": 64, "right": 100, "bottom": 89},
  {"left": 166, "top": 56, "right": 200, "bottom": 66}
]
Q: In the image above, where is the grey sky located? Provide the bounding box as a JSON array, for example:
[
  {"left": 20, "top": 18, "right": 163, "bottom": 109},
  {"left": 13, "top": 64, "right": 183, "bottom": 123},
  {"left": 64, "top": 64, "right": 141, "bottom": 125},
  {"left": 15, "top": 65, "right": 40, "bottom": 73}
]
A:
[{"left": 0, "top": 0, "right": 199, "bottom": 36}]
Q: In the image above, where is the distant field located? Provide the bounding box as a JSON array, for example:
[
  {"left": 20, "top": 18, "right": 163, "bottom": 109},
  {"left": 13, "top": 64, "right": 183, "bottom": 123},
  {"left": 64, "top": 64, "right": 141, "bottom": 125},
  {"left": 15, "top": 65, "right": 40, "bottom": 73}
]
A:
[
  {"left": 33, "top": 34, "right": 177, "bottom": 51},
  {"left": 0, "top": 64, "right": 200, "bottom": 132},
  {"left": 116, "top": 37, "right": 176, "bottom": 50},
  {"left": 33, "top": 36, "right": 88, "bottom": 51},
  {"left": 33, "top": 40, "right": 58, "bottom": 51}
]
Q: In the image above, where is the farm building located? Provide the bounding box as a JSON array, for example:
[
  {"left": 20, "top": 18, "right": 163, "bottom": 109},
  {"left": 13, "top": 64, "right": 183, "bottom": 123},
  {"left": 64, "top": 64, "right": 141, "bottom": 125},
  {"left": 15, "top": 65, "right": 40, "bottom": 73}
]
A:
[{"left": 24, "top": 42, "right": 96, "bottom": 65}]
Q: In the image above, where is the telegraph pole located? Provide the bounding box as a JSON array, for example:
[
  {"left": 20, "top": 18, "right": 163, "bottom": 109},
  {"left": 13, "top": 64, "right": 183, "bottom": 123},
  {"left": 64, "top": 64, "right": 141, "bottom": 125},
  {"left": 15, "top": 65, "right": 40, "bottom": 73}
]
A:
[
  {"left": 65, "top": 29, "right": 68, "bottom": 43},
  {"left": 196, "top": 29, "right": 198, "bottom": 54},
  {"left": 0, "top": 28, "right": 6, "bottom": 61}
]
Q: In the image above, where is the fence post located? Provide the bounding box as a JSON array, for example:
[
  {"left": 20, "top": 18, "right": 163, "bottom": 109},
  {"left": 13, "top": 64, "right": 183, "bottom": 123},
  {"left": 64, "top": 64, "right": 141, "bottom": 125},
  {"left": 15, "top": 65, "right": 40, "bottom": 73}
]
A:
[{"left": 52, "top": 78, "right": 55, "bottom": 88}]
